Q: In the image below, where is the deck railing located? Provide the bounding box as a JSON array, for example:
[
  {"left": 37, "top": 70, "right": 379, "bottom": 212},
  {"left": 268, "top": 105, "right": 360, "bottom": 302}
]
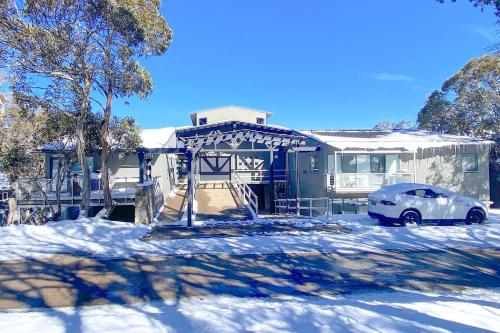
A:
[
  {"left": 16, "top": 175, "right": 140, "bottom": 204},
  {"left": 232, "top": 169, "right": 286, "bottom": 183},
  {"left": 231, "top": 171, "right": 259, "bottom": 219},
  {"left": 334, "top": 172, "right": 414, "bottom": 191},
  {"left": 275, "top": 197, "right": 331, "bottom": 217}
]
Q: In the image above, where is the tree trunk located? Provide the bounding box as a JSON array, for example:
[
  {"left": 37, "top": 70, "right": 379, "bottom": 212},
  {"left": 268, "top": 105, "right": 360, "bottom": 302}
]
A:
[
  {"left": 101, "top": 86, "right": 113, "bottom": 211},
  {"left": 77, "top": 77, "right": 92, "bottom": 218}
]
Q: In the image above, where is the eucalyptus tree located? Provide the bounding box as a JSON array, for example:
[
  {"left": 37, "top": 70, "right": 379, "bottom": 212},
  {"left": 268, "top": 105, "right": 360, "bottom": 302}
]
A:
[
  {"left": 91, "top": 0, "right": 171, "bottom": 210},
  {"left": 0, "top": 0, "right": 103, "bottom": 216},
  {"left": 0, "top": 0, "right": 172, "bottom": 216},
  {"left": 418, "top": 54, "right": 500, "bottom": 140}
]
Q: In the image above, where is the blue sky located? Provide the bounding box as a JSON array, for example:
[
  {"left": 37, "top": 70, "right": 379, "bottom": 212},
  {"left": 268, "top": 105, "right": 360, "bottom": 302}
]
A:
[{"left": 113, "top": 0, "right": 498, "bottom": 130}]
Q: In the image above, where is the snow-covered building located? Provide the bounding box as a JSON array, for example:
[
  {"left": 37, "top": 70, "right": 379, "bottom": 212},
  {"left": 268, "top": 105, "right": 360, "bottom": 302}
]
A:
[
  {"left": 14, "top": 106, "right": 494, "bottom": 223},
  {"left": 297, "top": 129, "right": 493, "bottom": 210}
]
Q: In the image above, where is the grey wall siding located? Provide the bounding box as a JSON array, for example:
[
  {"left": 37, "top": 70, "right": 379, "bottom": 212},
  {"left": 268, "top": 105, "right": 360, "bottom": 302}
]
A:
[
  {"left": 414, "top": 145, "right": 490, "bottom": 201},
  {"left": 287, "top": 140, "right": 329, "bottom": 199},
  {"left": 107, "top": 152, "right": 139, "bottom": 178},
  {"left": 193, "top": 108, "right": 269, "bottom": 126},
  {"left": 318, "top": 143, "right": 491, "bottom": 201}
]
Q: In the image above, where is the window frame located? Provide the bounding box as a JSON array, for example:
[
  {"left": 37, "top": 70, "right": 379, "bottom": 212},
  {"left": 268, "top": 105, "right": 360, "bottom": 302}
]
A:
[
  {"left": 462, "top": 153, "right": 479, "bottom": 173},
  {"left": 310, "top": 155, "right": 320, "bottom": 173}
]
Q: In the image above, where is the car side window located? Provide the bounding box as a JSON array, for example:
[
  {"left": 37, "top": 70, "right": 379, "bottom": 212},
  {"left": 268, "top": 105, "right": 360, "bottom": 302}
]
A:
[
  {"left": 405, "top": 189, "right": 432, "bottom": 198},
  {"left": 423, "top": 189, "right": 438, "bottom": 198}
]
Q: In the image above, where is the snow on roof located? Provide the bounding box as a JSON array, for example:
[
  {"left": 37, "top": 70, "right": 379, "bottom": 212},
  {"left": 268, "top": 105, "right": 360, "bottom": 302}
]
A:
[
  {"left": 140, "top": 127, "right": 176, "bottom": 148},
  {"left": 300, "top": 129, "right": 493, "bottom": 151}
]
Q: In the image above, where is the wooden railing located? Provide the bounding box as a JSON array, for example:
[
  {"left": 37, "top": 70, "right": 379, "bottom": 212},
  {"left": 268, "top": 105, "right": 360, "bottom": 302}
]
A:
[{"left": 231, "top": 171, "right": 259, "bottom": 219}]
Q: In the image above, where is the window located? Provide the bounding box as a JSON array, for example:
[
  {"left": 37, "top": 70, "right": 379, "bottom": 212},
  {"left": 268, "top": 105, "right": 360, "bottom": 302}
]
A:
[
  {"left": 256, "top": 117, "right": 265, "bottom": 125},
  {"left": 462, "top": 154, "right": 478, "bottom": 172},
  {"left": 341, "top": 155, "right": 357, "bottom": 173},
  {"left": 199, "top": 117, "right": 207, "bottom": 126},
  {"left": 405, "top": 189, "right": 438, "bottom": 198},
  {"left": 310, "top": 155, "right": 319, "bottom": 173},
  {"left": 340, "top": 154, "right": 398, "bottom": 174},
  {"left": 370, "top": 155, "right": 386, "bottom": 173}
]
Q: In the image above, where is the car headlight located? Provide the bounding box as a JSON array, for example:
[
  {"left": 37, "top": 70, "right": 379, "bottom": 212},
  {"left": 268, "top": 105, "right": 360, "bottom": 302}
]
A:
[{"left": 380, "top": 200, "right": 397, "bottom": 206}]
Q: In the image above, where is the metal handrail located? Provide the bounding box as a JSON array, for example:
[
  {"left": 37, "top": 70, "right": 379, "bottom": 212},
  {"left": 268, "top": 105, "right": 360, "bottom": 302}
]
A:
[
  {"left": 275, "top": 197, "right": 331, "bottom": 217},
  {"left": 232, "top": 169, "right": 287, "bottom": 182},
  {"left": 231, "top": 171, "right": 259, "bottom": 219}
]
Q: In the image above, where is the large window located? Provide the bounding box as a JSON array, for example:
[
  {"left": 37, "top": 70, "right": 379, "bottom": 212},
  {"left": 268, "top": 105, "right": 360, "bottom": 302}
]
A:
[
  {"left": 462, "top": 153, "right": 478, "bottom": 172},
  {"left": 339, "top": 154, "right": 399, "bottom": 174},
  {"left": 199, "top": 117, "right": 207, "bottom": 125}
]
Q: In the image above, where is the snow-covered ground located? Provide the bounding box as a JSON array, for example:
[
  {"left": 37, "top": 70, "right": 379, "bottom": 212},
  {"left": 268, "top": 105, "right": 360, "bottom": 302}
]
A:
[
  {"left": 1, "top": 288, "right": 498, "bottom": 333},
  {"left": 0, "top": 210, "right": 498, "bottom": 261}
]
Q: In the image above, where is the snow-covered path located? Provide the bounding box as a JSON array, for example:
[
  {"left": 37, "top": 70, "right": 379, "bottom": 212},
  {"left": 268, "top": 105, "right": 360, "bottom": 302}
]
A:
[
  {"left": 1, "top": 288, "right": 498, "bottom": 333},
  {"left": 0, "top": 210, "right": 499, "bottom": 261}
]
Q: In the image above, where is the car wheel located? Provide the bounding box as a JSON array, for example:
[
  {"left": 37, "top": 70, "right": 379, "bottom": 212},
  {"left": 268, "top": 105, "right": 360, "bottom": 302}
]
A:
[
  {"left": 400, "top": 210, "right": 421, "bottom": 226},
  {"left": 466, "top": 208, "right": 485, "bottom": 225}
]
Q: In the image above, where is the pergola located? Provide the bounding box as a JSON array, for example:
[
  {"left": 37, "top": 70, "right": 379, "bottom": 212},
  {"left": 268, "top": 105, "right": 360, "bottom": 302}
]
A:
[{"left": 138, "top": 121, "right": 311, "bottom": 227}]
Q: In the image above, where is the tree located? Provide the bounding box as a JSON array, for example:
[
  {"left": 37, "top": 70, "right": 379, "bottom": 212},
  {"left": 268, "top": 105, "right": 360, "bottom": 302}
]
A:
[
  {"left": 374, "top": 120, "right": 416, "bottom": 130},
  {"left": 417, "top": 54, "right": 500, "bottom": 205},
  {"left": 436, "top": 0, "right": 500, "bottom": 19},
  {"left": 417, "top": 91, "right": 454, "bottom": 133},
  {"left": 0, "top": 0, "right": 102, "bottom": 217},
  {"left": 0, "top": 0, "right": 171, "bottom": 217},
  {"left": 91, "top": 0, "right": 171, "bottom": 211},
  {"left": 418, "top": 54, "right": 499, "bottom": 139}
]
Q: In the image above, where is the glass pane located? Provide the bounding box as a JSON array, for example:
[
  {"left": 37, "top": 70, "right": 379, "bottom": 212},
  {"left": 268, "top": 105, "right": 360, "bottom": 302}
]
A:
[
  {"left": 341, "top": 155, "right": 356, "bottom": 173},
  {"left": 462, "top": 154, "right": 478, "bottom": 172},
  {"left": 370, "top": 155, "right": 386, "bottom": 173},
  {"left": 385, "top": 155, "right": 399, "bottom": 174},
  {"left": 357, "top": 155, "right": 370, "bottom": 173}
]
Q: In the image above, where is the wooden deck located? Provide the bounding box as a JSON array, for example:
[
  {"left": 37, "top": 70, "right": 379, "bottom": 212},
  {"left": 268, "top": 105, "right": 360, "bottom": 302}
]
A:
[{"left": 195, "top": 182, "right": 252, "bottom": 222}]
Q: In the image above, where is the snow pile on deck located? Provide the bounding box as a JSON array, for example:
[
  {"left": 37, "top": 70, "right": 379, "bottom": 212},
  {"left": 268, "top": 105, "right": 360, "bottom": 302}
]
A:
[
  {"left": 1, "top": 288, "right": 498, "bottom": 333},
  {"left": 0, "top": 210, "right": 498, "bottom": 261},
  {"left": 301, "top": 129, "right": 493, "bottom": 151}
]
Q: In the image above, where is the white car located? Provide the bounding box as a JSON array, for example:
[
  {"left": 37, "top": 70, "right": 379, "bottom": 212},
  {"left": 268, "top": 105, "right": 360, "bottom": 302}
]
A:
[{"left": 368, "top": 183, "right": 488, "bottom": 226}]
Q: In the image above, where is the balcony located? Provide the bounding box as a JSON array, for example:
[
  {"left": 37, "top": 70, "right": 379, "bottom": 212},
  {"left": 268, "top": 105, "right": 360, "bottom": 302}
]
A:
[
  {"left": 332, "top": 172, "right": 414, "bottom": 193},
  {"left": 14, "top": 176, "right": 154, "bottom": 207}
]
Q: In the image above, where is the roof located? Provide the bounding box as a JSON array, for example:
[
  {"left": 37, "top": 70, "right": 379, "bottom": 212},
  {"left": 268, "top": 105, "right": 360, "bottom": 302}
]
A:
[
  {"left": 140, "top": 127, "right": 176, "bottom": 148},
  {"left": 301, "top": 129, "right": 494, "bottom": 151}
]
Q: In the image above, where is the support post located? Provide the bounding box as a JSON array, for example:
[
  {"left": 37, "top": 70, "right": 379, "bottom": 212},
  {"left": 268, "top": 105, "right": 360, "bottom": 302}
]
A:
[
  {"left": 186, "top": 151, "right": 193, "bottom": 228},
  {"left": 269, "top": 147, "right": 275, "bottom": 214},
  {"left": 295, "top": 147, "right": 300, "bottom": 216},
  {"left": 138, "top": 149, "right": 145, "bottom": 184}
]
